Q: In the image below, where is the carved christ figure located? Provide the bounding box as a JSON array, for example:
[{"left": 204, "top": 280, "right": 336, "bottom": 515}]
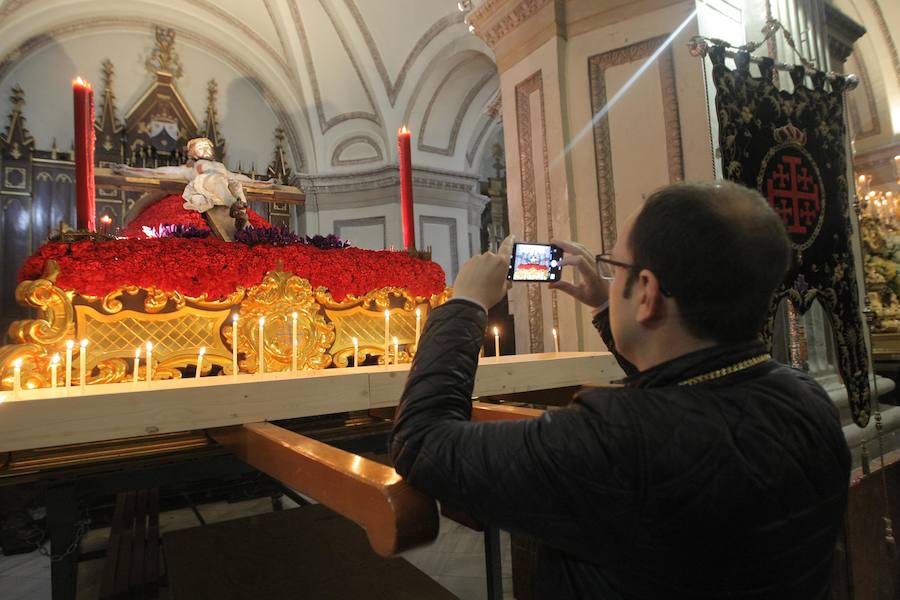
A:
[{"left": 113, "top": 138, "right": 274, "bottom": 228}]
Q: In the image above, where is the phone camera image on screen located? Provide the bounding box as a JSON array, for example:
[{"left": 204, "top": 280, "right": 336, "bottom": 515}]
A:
[{"left": 507, "top": 243, "right": 563, "bottom": 282}]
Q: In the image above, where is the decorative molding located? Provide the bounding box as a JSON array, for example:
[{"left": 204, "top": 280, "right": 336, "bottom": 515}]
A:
[
  {"left": 331, "top": 135, "right": 384, "bottom": 166},
  {"left": 344, "top": 1, "right": 465, "bottom": 106},
  {"left": 262, "top": 0, "right": 290, "bottom": 58},
  {"left": 515, "top": 70, "right": 559, "bottom": 353},
  {"left": 466, "top": 116, "right": 496, "bottom": 166},
  {"left": 419, "top": 215, "right": 459, "bottom": 280},
  {"left": 317, "top": 0, "right": 384, "bottom": 126},
  {"left": 864, "top": 0, "right": 900, "bottom": 91},
  {"left": 1, "top": 84, "right": 35, "bottom": 158},
  {"left": 288, "top": 1, "right": 380, "bottom": 133},
  {"left": 824, "top": 2, "right": 867, "bottom": 64},
  {"left": 588, "top": 35, "right": 683, "bottom": 251},
  {"left": 847, "top": 50, "right": 881, "bottom": 140},
  {"left": 193, "top": 0, "right": 288, "bottom": 73},
  {"left": 657, "top": 46, "right": 684, "bottom": 183},
  {"left": 469, "top": 0, "right": 554, "bottom": 49},
  {"left": 0, "top": 19, "right": 305, "bottom": 169},
  {"left": 418, "top": 56, "right": 495, "bottom": 156},
  {"left": 298, "top": 164, "right": 479, "bottom": 196},
  {"left": 333, "top": 216, "right": 387, "bottom": 249},
  {"left": 202, "top": 79, "right": 226, "bottom": 161}
]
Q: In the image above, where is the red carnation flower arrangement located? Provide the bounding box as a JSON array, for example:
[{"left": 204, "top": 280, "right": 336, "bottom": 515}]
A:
[{"left": 20, "top": 238, "right": 446, "bottom": 301}]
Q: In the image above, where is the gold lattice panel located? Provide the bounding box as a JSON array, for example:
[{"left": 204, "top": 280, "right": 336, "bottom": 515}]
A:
[
  {"left": 75, "top": 306, "right": 231, "bottom": 366},
  {"left": 327, "top": 305, "right": 427, "bottom": 363}
]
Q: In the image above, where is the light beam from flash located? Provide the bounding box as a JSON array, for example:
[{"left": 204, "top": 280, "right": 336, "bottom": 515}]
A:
[{"left": 555, "top": 8, "right": 698, "bottom": 166}]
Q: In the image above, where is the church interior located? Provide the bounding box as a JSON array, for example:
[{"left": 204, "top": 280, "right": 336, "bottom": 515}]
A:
[{"left": 0, "top": 0, "right": 898, "bottom": 598}]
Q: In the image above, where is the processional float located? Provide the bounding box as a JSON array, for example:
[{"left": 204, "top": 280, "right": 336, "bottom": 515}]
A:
[{"left": 0, "top": 81, "right": 618, "bottom": 600}]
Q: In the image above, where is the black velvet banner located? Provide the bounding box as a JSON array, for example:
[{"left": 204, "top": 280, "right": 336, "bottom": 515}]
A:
[{"left": 710, "top": 46, "right": 871, "bottom": 426}]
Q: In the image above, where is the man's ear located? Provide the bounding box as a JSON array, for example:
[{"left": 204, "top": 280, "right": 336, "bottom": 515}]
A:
[{"left": 634, "top": 269, "right": 666, "bottom": 325}]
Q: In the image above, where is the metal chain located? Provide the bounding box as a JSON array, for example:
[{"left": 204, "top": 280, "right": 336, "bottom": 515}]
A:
[
  {"left": 692, "top": 17, "right": 817, "bottom": 70},
  {"left": 21, "top": 515, "right": 91, "bottom": 562}
]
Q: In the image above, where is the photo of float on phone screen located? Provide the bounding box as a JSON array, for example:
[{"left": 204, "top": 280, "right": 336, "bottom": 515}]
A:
[{"left": 507, "top": 243, "right": 563, "bottom": 282}]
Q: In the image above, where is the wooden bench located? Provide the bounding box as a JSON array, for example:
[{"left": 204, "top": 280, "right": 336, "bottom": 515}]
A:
[{"left": 99, "top": 489, "right": 160, "bottom": 599}]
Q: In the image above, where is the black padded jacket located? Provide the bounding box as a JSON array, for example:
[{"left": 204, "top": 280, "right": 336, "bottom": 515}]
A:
[{"left": 390, "top": 300, "right": 850, "bottom": 599}]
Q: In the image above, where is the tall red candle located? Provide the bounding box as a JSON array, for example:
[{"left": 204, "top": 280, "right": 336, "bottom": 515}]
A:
[
  {"left": 398, "top": 126, "right": 415, "bottom": 250},
  {"left": 73, "top": 77, "right": 96, "bottom": 232}
]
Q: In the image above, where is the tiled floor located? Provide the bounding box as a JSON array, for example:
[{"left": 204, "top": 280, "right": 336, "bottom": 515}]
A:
[{"left": 0, "top": 494, "right": 515, "bottom": 599}]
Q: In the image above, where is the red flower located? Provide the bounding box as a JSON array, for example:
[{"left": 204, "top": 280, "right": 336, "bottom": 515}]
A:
[{"left": 19, "top": 237, "right": 446, "bottom": 301}]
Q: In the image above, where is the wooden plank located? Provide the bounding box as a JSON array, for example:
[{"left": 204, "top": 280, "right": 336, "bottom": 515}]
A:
[
  {"left": 0, "top": 353, "right": 619, "bottom": 453},
  {"left": 208, "top": 423, "right": 438, "bottom": 557},
  {"left": 113, "top": 492, "right": 135, "bottom": 595},
  {"left": 369, "top": 352, "right": 620, "bottom": 408},
  {"left": 129, "top": 489, "right": 148, "bottom": 598},
  {"left": 99, "top": 492, "right": 127, "bottom": 599},
  {"left": 145, "top": 489, "right": 160, "bottom": 595}
]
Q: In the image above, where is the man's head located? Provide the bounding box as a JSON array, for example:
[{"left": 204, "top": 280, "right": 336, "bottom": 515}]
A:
[
  {"left": 186, "top": 137, "right": 215, "bottom": 161},
  {"left": 607, "top": 181, "right": 791, "bottom": 367}
]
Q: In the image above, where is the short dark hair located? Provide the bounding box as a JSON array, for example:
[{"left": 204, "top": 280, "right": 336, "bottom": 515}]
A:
[{"left": 626, "top": 181, "right": 791, "bottom": 343}]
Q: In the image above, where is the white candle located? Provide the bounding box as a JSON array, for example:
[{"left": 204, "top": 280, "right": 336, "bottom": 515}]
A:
[
  {"left": 195, "top": 346, "right": 206, "bottom": 379},
  {"left": 145, "top": 341, "right": 153, "bottom": 384},
  {"left": 415, "top": 308, "right": 421, "bottom": 350},
  {"left": 12, "top": 358, "right": 22, "bottom": 399},
  {"left": 553, "top": 328, "right": 559, "bottom": 353},
  {"left": 291, "top": 312, "right": 298, "bottom": 372},
  {"left": 133, "top": 347, "right": 141, "bottom": 384},
  {"left": 383, "top": 310, "right": 390, "bottom": 366},
  {"left": 258, "top": 316, "right": 266, "bottom": 375},
  {"left": 393, "top": 336, "right": 399, "bottom": 366},
  {"left": 50, "top": 353, "right": 60, "bottom": 389},
  {"left": 79, "top": 339, "right": 88, "bottom": 393},
  {"left": 232, "top": 314, "right": 239, "bottom": 376},
  {"left": 493, "top": 326, "right": 500, "bottom": 358},
  {"left": 65, "top": 340, "right": 74, "bottom": 388},
  {"left": 352, "top": 337, "right": 359, "bottom": 368}
]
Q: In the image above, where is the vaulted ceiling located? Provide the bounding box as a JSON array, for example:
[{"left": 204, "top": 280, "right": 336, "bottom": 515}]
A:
[{"left": 0, "top": 0, "right": 500, "bottom": 175}]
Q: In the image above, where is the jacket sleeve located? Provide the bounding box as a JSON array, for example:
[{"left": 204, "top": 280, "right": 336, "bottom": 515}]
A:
[
  {"left": 592, "top": 306, "right": 639, "bottom": 377},
  {"left": 389, "top": 300, "right": 639, "bottom": 559}
]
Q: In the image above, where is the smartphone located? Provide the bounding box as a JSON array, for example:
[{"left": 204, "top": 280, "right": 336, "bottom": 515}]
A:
[{"left": 507, "top": 243, "right": 563, "bottom": 282}]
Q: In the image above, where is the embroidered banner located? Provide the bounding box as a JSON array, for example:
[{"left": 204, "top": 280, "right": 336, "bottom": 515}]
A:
[{"left": 710, "top": 47, "right": 870, "bottom": 426}]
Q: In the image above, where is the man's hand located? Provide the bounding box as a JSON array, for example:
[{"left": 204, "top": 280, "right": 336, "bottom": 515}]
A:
[
  {"left": 452, "top": 235, "right": 515, "bottom": 310},
  {"left": 549, "top": 239, "right": 609, "bottom": 308}
]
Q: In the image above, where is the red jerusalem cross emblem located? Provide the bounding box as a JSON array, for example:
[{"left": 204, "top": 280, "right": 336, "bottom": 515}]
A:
[{"left": 757, "top": 127, "right": 825, "bottom": 251}]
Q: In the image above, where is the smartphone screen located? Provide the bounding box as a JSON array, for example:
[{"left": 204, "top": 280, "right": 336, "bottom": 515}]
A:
[{"left": 507, "top": 243, "right": 563, "bottom": 282}]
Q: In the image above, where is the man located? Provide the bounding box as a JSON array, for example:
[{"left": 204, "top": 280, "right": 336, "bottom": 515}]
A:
[{"left": 390, "top": 181, "right": 850, "bottom": 598}]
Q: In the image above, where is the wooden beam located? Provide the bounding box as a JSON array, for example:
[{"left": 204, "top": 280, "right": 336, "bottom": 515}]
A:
[
  {"left": 0, "top": 352, "right": 619, "bottom": 453},
  {"left": 471, "top": 402, "right": 545, "bottom": 421},
  {"left": 94, "top": 168, "right": 305, "bottom": 205},
  {"left": 208, "top": 422, "right": 438, "bottom": 557}
]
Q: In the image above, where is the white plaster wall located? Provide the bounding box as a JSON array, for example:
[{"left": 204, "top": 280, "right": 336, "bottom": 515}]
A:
[
  {"left": 499, "top": 36, "right": 580, "bottom": 354},
  {"left": 561, "top": 0, "right": 710, "bottom": 351}
]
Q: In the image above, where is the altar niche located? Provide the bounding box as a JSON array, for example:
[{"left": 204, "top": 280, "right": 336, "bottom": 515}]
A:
[{"left": 0, "top": 27, "right": 294, "bottom": 330}]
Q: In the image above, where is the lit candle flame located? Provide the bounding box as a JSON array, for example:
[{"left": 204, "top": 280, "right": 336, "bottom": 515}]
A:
[
  {"left": 51, "top": 353, "right": 60, "bottom": 365},
  {"left": 493, "top": 326, "right": 499, "bottom": 336},
  {"left": 399, "top": 125, "right": 410, "bottom": 135},
  {"left": 80, "top": 339, "right": 88, "bottom": 349},
  {"left": 13, "top": 358, "right": 22, "bottom": 369}
]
